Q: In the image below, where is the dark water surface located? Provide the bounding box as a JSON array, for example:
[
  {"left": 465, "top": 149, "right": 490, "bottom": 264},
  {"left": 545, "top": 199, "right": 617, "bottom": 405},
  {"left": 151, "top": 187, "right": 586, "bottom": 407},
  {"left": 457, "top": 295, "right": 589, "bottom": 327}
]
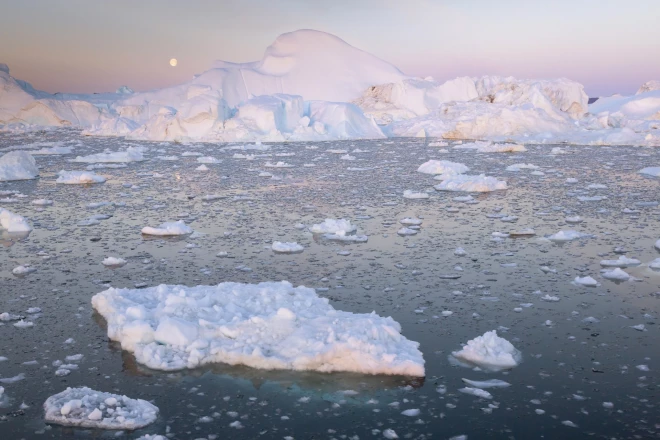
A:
[{"left": 1, "top": 130, "right": 658, "bottom": 439}]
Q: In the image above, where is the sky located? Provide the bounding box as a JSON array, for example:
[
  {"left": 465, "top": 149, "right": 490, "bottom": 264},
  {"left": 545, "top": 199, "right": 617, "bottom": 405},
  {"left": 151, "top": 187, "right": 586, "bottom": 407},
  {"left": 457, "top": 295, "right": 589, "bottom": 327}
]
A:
[{"left": 0, "top": 0, "right": 658, "bottom": 97}]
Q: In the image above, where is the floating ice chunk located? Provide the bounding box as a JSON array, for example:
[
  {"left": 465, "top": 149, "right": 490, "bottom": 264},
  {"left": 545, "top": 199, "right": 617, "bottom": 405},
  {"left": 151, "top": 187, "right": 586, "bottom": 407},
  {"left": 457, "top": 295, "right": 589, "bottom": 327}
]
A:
[
  {"left": 639, "top": 167, "right": 660, "bottom": 177},
  {"left": 417, "top": 160, "right": 469, "bottom": 175},
  {"left": 340, "top": 154, "right": 356, "bottom": 160},
  {"left": 141, "top": 220, "right": 193, "bottom": 236},
  {"left": 102, "top": 257, "right": 127, "bottom": 267},
  {"left": 565, "top": 216, "right": 582, "bottom": 223},
  {"left": 272, "top": 242, "right": 304, "bottom": 253},
  {"left": 562, "top": 421, "right": 578, "bottom": 428},
  {"left": 578, "top": 195, "right": 606, "bottom": 202},
  {"left": 0, "top": 208, "right": 32, "bottom": 232},
  {"left": 655, "top": 239, "right": 660, "bottom": 251},
  {"left": 434, "top": 174, "right": 507, "bottom": 192},
  {"left": 573, "top": 276, "right": 599, "bottom": 287},
  {"left": 428, "top": 141, "right": 449, "bottom": 147},
  {"left": 72, "top": 147, "right": 145, "bottom": 163},
  {"left": 196, "top": 164, "right": 209, "bottom": 171},
  {"left": 399, "top": 217, "right": 422, "bottom": 226},
  {"left": 403, "top": 190, "right": 429, "bottom": 199},
  {"left": 383, "top": 429, "right": 399, "bottom": 439},
  {"left": 506, "top": 163, "right": 539, "bottom": 171},
  {"left": 91, "top": 281, "right": 424, "bottom": 376},
  {"left": 31, "top": 199, "right": 53, "bottom": 206},
  {"left": 541, "top": 294, "right": 560, "bottom": 302},
  {"left": 551, "top": 147, "right": 566, "bottom": 154},
  {"left": 197, "top": 156, "right": 221, "bottom": 164},
  {"left": 401, "top": 408, "right": 420, "bottom": 416},
  {"left": 600, "top": 256, "right": 640, "bottom": 268},
  {"left": 56, "top": 170, "right": 106, "bottom": 184},
  {"left": 0, "top": 151, "right": 39, "bottom": 181},
  {"left": 43, "top": 387, "right": 158, "bottom": 430},
  {"left": 461, "top": 378, "right": 511, "bottom": 389},
  {"left": 547, "top": 230, "right": 590, "bottom": 241},
  {"left": 310, "top": 219, "right": 357, "bottom": 234},
  {"left": 31, "top": 146, "right": 74, "bottom": 155},
  {"left": 323, "top": 232, "right": 368, "bottom": 242},
  {"left": 566, "top": 178, "right": 578, "bottom": 183},
  {"left": 12, "top": 265, "right": 36, "bottom": 276},
  {"left": 397, "top": 227, "right": 418, "bottom": 236},
  {"left": 649, "top": 258, "right": 660, "bottom": 270},
  {"left": 509, "top": 228, "right": 535, "bottom": 236},
  {"left": 459, "top": 387, "right": 493, "bottom": 399},
  {"left": 13, "top": 319, "right": 34, "bottom": 328},
  {"left": 453, "top": 195, "right": 474, "bottom": 202},
  {"left": 601, "top": 268, "right": 630, "bottom": 281},
  {"left": 455, "top": 142, "right": 526, "bottom": 153},
  {"left": 0, "top": 373, "right": 25, "bottom": 383},
  {"left": 264, "top": 161, "right": 293, "bottom": 168},
  {"left": 451, "top": 330, "right": 521, "bottom": 371},
  {"left": 631, "top": 324, "right": 646, "bottom": 331},
  {"left": 454, "top": 247, "right": 467, "bottom": 256}
]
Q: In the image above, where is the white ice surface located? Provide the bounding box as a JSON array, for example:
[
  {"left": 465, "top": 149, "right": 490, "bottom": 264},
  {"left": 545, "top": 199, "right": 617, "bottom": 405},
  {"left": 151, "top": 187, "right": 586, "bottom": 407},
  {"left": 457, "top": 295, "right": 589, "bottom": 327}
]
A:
[
  {"left": 141, "top": 220, "right": 193, "bottom": 236},
  {"left": 434, "top": 174, "right": 507, "bottom": 192},
  {"left": 43, "top": 387, "right": 158, "bottom": 430},
  {"left": 272, "top": 242, "right": 304, "bottom": 253},
  {"left": 0, "top": 151, "right": 39, "bottom": 181},
  {"left": 91, "top": 281, "right": 425, "bottom": 376},
  {"left": 0, "top": 208, "right": 32, "bottom": 232},
  {"left": 417, "top": 160, "right": 469, "bottom": 175},
  {"left": 600, "top": 256, "right": 640, "bottom": 267},
  {"left": 72, "top": 147, "right": 145, "bottom": 163},
  {"left": 639, "top": 167, "right": 660, "bottom": 177},
  {"left": 56, "top": 170, "right": 105, "bottom": 184},
  {"left": 309, "top": 219, "right": 357, "bottom": 234},
  {"left": 547, "top": 230, "right": 590, "bottom": 241},
  {"left": 451, "top": 330, "right": 521, "bottom": 371}
]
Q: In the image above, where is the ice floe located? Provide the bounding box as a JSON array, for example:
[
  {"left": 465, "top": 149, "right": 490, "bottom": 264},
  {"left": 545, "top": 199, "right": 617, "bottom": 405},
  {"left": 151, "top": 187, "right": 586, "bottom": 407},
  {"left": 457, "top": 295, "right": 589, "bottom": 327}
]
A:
[
  {"left": 451, "top": 330, "right": 521, "bottom": 371},
  {"left": 56, "top": 170, "right": 106, "bottom": 184},
  {"left": 72, "top": 147, "right": 145, "bottom": 163},
  {"left": 309, "top": 219, "right": 357, "bottom": 234},
  {"left": 0, "top": 151, "right": 39, "bottom": 181},
  {"left": 600, "top": 256, "right": 641, "bottom": 268},
  {"left": 43, "top": 387, "right": 158, "bottom": 430},
  {"left": 141, "top": 220, "right": 193, "bottom": 236},
  {"left": 434, "top": 174, "right": 507, "bottom": 192},
  {"left": 91, "top": 281, "right": 425, "bottom": 375},
  {"left": 639, "top": 167, "right": 660, "bottom": 177},
  {"left": 417, "top": 160, "right": 469, "bottom": 175},
  {"left": 547, "top": 230, "right": 590, "bottom": 241},
  {"left": 403, "top": 190, "right": 429, "bottom": 199},
  {"left": 0, "top": 208, "right": 32, "bottom": 232},
  {"left": 272, "top": 242, "right": 304, "bottom": 253}
]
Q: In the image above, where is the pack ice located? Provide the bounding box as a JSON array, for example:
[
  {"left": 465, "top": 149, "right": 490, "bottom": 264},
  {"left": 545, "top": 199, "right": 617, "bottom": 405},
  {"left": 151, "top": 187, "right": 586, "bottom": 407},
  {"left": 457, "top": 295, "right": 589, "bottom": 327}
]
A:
[
  {"left": 91, "top": 281, "right": 425, "bottom": 376},
  {"left": 43, "top": 387, "right": 158, "bottom": 430}
]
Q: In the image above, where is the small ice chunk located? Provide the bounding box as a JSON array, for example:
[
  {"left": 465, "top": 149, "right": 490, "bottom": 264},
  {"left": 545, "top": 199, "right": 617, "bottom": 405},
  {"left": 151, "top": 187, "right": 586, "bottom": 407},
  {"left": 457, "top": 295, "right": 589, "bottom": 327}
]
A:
[
  {"left": 141, "top": 220, "right": 193, "bottom": 236},
  {"left": 459, "top": 387, "right": 493, "bottom": 399},
  {"left": 451, "top": 330, "right": 521, "bottom": 371},
  {"left": 272, "top": 242, "right": 303, "bottom": 253},
  {"left": 102, "top": 257, "right": 127, "bottom": 267},
  {"left": 601, "top": 268, "right": 630, "bottom": 281},
  {"left": 573, "top": 276, "right": 599, "bottom": 287},
  {"left": 461, "top": 378, "right": 511, "bottom": 389}
]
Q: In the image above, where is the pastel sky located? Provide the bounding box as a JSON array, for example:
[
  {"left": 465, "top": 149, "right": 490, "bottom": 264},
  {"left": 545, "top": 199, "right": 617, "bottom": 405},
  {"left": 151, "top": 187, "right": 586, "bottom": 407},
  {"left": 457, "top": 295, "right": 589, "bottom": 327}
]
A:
[{"left": 1, "top": 0, "right": 658, "bottom": 96}]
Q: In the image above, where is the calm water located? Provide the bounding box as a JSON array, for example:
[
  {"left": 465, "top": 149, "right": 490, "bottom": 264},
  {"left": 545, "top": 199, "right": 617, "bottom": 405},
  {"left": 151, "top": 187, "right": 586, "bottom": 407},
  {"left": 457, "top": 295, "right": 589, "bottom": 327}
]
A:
[{"left": 1, "top": 130, "right": 658, "bottom": 439}]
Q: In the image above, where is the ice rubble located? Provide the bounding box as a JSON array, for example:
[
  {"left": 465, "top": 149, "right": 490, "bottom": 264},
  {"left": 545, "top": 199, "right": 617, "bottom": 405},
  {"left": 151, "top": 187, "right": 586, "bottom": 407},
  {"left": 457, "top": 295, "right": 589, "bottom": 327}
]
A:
[
  {"left": 91, "top": 281, "right": 425, "bottom": 376},
  {"left": 0, "top": 208, "right": 32, "bottom": 232},
  {"left": 43, "top": 387, "right": 158, "bottom": 430},
  {"left": 451, "top": 330, "right": 521, "bottom": 371},
  {"left": 141, "top": 220, "right": 193, "bottom": 236},
  {"left": 434, "top": 174, "right": 507, "bottom": 192},
  {"left": 0, "top": 151, "right": 39, "bottom": 181},
  {"left": 56, "top": 170, "right": 106, "bottom": 184}
]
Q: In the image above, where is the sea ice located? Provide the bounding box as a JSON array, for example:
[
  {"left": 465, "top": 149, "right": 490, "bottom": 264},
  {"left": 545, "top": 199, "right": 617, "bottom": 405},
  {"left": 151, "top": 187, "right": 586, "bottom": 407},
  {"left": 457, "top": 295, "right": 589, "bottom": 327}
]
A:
[
  {"left": 43, "top": 387, "right": 158, "bottom": 430},
  {"left": 309, "top": 219, "right": 357, "bottom": 234},
  {"left": 0, "top": 151, "right": 39, "bottom": 181},
  {"left": 461, "top": 378, "right": 511, "bottom": 389},
  {"left": 102, "top": 257, "right": 127, "bottom": 267},
  {"left": 0, "top": 208, "right": 31, "bottom": 232},
  {"left": 56, "top": 170, "right": 106, "bottom": 184},
  {"left": 141, "top": 221, "right": 193, "bottom": 236},
  {"left": 272, "top": 242, "right": 304, "bottom": 253},
  {"left": 91, "top": 281, "right": 425, "bottom": 376},
  {"left": 573, "top": 276, "right": 599, "bottom": 287},
  {"left": 599, "top": 256, "right": 641, "bottom": 268},
  {"left": 434, "top": 174, "right": 507, "bottom": 192},
  {"left": 451, "top": 330, "right": 521, "bottom": 371},
  {"left": 417, "top": 160, "right": 469, "bottom": 175},
  {"left": 601, "top": 268, "right": 630, "bottom": 281},
  {"left": 459, "top": 387, "right": 493, "bottom": 399}
]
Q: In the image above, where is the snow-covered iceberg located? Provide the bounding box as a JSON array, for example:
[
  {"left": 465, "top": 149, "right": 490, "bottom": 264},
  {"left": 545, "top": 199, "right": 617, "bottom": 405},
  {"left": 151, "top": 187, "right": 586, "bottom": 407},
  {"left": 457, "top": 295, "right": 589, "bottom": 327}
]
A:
[
  {"left": 91, "top": 281, "right": 425, "bottom": 376},
  {"left": 44, "top": 387, "right": 158, "bottom": 430},
  {"left": 0, "top": 151, "right": 39, "bottom": 181}
]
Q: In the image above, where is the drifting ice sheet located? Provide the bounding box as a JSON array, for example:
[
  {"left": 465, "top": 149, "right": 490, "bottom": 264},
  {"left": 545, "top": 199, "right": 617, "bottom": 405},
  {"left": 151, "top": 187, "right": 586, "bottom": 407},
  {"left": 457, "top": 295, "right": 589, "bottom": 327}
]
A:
[
  {"left": 91, "top": 281, "right": 425, "bottom": 376},
  {"left": 43, "top": 387, "right": 158, "bottom": 430}
]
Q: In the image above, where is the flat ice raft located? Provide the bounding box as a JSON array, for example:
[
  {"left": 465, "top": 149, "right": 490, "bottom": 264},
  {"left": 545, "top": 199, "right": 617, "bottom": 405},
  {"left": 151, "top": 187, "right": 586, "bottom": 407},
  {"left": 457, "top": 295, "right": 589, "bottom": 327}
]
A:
[
  {"left": 91, "top": 281, "right": 425, "bottom": 376},
  {"left": 44, "top": 387, "right": 158, "bottom": 430}
]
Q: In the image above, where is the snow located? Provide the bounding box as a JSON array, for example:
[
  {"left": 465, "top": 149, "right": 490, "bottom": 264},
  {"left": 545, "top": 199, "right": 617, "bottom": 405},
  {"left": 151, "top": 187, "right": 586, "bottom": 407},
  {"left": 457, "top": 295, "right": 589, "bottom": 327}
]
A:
[
  {"left": 141, "top": 220, "right": 193, "bottom": 236},
  {"left": 0, "top": 151, "right": 39, "bottom": 181},
  {"left": 56, "top": 170, "right": 106, "bottom": 184},
  {"left": 434, "top": 174, "right": 507, "bottom": 192},
  {"left": 91, "top": 281, "right": 425, "bottom": 375},
  {"left": 309, "top": 219, "right": 357, "bottom": 234},
  {"left": 272, "top": 241, "right": 304, "bottom": 253},
  {"left": 43, "top": 387, "right": 158, "bottom": 430},
  {"left": 0, "top": 208, "right": 32, "bottom": 232},
  {"left": 417, "top": 160, "right": 469, "bottom": 175},
  {"left": 72, "top": 147, "right": 145, "bottom": 163},
  {"left": 451, "top": 330, "right": 521, "bottom": 371}
]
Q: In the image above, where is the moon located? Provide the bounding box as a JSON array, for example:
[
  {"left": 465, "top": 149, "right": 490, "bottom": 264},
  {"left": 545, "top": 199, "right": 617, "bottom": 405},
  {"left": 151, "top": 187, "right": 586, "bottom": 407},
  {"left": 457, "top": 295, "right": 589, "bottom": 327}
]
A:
[{"left": 169, "top": 58, "right": 178, "bottom": 67}]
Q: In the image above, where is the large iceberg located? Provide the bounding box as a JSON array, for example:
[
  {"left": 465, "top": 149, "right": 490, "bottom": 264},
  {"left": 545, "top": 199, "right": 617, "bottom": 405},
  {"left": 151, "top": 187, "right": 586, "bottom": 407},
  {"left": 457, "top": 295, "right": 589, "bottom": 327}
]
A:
[
  {"left": 91, "top": 281, "right": 425, "bottom": 376},
  {"left": 0, "top": 151, "right": 39, "bottom": 181}
]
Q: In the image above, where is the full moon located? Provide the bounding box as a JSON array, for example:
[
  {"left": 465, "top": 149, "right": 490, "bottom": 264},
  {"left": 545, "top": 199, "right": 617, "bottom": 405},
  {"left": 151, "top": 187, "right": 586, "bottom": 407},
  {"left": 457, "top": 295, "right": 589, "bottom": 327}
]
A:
[{"left": 169, "top": 58, "right": 178, "bottom": 67}]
